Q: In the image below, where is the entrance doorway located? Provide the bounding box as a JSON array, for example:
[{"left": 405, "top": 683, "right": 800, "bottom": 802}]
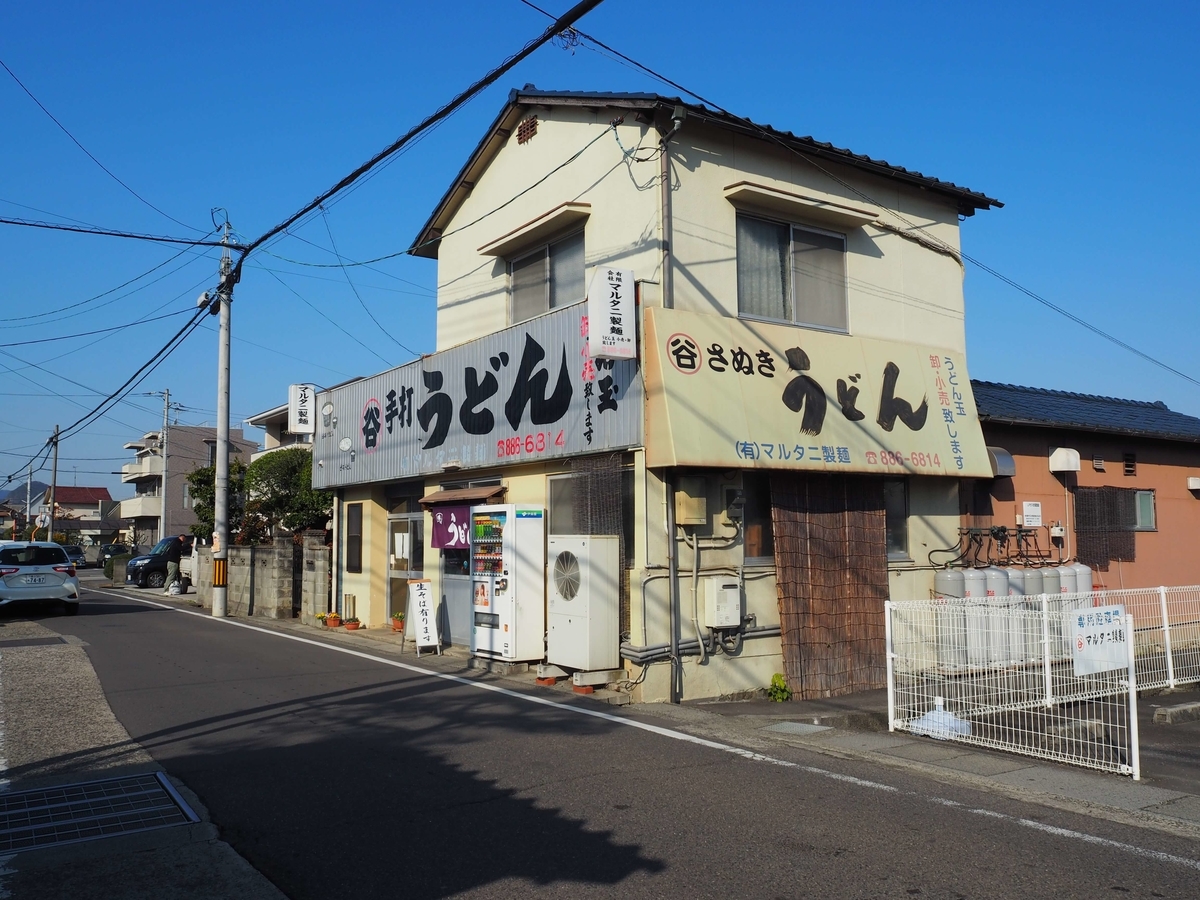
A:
[{"left": 387, "top": 496, "right": 424, "bottom": 623}]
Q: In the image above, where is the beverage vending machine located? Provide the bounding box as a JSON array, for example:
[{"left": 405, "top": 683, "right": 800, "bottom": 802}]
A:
[{"left": 470, "top": 504, "right": 546, "bottom": 661}]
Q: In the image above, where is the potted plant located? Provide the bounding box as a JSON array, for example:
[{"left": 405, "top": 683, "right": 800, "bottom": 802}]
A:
[
  {"left": 391, "top": 611, "right": 405, "bottom": 633},
  {"left": 343, "top": 616, "right": 361, "bottom": 631},
  {"left": 318, "top": 611, "right": 341, "bottom": 628}
]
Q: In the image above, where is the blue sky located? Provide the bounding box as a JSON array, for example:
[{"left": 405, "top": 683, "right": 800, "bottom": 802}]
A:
[{"left": 2, "top": 1, "right": 1197, "bottom": 498}]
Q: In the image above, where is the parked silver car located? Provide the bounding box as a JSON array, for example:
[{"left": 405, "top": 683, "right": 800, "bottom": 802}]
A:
[{"left": 0, "top": 542, "right": 80, "bottom": 614}]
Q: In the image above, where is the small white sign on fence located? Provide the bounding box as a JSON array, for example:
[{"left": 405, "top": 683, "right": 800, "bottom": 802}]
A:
[{"left": 1069, "top": 604, "right": 1127, "bottom": 676}]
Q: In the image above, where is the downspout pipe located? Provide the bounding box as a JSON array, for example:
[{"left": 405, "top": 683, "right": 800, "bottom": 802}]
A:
[
  {"left": 665, "top": 473, "right": 681, "bottom": 703},
  {"left": 659, "top": 106, "right": 683, "bottom": 309}
]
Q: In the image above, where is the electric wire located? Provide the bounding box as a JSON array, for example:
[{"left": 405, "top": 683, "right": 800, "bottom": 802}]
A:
[
  {"left": 0, "top": 308, "right": 192, "bottom": 348},
  {"left": 0, "top": 215, "right": 241, "bottom": 249},
  {"left": 261, "top": 268, "right": 392, "bottom": 367},
  {"left": 317, "top": 205, "right": 415, "bottom": 359},
  {"left": 263, "top": 121, "right": 618, "bottom": 268},
  {"left": 0, "top": 56, "right": 202, "bottom": 234},
  {"left": 518, "top": 0, "right": 1200, "bottom": 390},
  {"left": 233, "top": 0, "right": 605, "bottom": 275},
  {"left": 0, "top": 231, "right": 217, "bottom": 325}
]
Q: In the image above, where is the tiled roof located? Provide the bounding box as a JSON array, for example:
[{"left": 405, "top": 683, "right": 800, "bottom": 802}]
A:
[
  {"left": 514, "top": 88, "right": 1003, "bottom": 212},
  {"left": 412, "top": 86, "right": 1001, "bottom": 258},
  {"left": 972, "top": 381, "right": 1200, "bottom": 443},
  {"left": 49, "top": 486, "right": 113, "bottom": 504}
]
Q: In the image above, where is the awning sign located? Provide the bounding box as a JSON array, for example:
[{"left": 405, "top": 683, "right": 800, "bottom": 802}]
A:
[{"left": 643, "top": 308, "right": 992, "bottom": 477}]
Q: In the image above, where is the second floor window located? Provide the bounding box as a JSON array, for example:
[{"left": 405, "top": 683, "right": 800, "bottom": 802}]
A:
[
  {"left": 510, "top": 230, "right": 585, "bottom": 324},
  {"left": 736, "top": 213, "right": 847, "bottom": 333}
]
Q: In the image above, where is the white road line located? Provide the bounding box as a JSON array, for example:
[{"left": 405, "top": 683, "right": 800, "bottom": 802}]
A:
[{"left": 87, "top": 588, "right": 1200, "bottom": 871}]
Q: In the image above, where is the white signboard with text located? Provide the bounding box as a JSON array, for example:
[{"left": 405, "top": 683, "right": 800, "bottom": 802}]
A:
[
  {"left": 1069, "top": 605, "right": 1128, "bottom": 676},
  {"left": 289, "top": 383, "right": 316, "bottom": 435},
  {"left": 407, "top": 579, "right": 440, "bottom": 654},
  {"left": 1022, "top": 501, "right": 1043, "bottom": 528},
  {"left": 586, "top": 267, "right": 636, "bottom": 360}
]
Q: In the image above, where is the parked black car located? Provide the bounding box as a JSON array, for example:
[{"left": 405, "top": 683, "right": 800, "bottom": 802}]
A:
[
  {"left": 124, "top": 537, "right": 192, "bottom": 589},
  {"left": 99, "top": 543, "right": 129, "bottom": 566},
  {"left": 62, "top": 544, "right": 87, "bottom": 569}
]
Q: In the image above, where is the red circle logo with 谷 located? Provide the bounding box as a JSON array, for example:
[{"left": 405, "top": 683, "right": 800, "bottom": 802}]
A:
[
  {"left": 361, "top": 397, "right": 383, "bottom": 453},
  {"left": 666, "top": 333, "right": 702, "bottom": 375}
]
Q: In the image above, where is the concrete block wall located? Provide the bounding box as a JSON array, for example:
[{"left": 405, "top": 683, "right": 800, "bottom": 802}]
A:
[
  {"left": 300, "top": 531, "right": 331, "bottom": 627},
  {"left": 194, "top": 538, "right": 295, "bottom": 619}
]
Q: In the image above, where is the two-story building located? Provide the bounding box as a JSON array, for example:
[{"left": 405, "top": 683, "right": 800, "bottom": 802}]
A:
[{"left": 312, "top": 88, "right": 1001, "bottom": 702}]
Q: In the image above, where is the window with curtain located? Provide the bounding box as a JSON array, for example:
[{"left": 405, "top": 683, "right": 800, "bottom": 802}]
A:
[
  {"left": 510, "top": 230, "right": 585, "bottom": 324},
  {"left": 737, "top": 213, "right": 848, "bottom": 332}
]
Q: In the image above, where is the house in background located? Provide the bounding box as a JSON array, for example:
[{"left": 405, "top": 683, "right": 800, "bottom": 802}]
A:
[
  {"left": 30, "top": 486, "right": 122, "bottom": 545},
  {"left": 119, "top": 426, "right": 256, "bottom": 545},
  {"left": 968, "top": 381, "right": 1200, "bottom": 589}
]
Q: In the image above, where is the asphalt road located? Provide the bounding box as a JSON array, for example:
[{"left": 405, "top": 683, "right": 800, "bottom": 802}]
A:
[{"left": 42, "top": 586, "right": 1200, "bottom": 899}]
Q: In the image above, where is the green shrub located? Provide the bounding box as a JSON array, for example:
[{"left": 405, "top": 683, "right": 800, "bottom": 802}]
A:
[
  {"left": 767, "top": 673, "right": 792, "bottom": 703},
  {"left": 104, "top": 554, "right": 131, "bottom": 581}
]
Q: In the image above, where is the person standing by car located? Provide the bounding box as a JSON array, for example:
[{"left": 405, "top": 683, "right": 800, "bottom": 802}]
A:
[{"left": 163, "top": 534, "right": 185, "bottom": 594}]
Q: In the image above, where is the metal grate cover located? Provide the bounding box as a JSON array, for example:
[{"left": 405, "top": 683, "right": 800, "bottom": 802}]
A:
[{"left": 0, "top": 772, "right": 200, "bottom": 852}]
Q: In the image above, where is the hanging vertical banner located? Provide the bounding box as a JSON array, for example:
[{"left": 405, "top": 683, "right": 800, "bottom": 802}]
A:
[
  {"left": 586, "top": 267, "right": 636, "bottom": 360},
  {"left": 430, "top": 506, "right": 471, "bottom": 549},
  {"left": 289, "top": 383, "right": 317, "bottom": 434}
]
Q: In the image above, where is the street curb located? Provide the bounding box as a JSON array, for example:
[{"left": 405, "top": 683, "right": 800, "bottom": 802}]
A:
[{"left": 1153, "top": 701, "right": 1200, "bottom": 725}]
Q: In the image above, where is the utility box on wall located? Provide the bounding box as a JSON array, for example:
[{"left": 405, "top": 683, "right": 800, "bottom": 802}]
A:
[
  {"left": 705, "top": 577, "right": 742, "bottom": 628},
  {"left": 675, "top": 476, "right": 708, "bottom": 526}
]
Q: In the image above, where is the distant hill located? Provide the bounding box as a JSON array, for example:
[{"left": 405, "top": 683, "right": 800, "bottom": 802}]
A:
[{"left": 0, "top": 481, "right": 49, "bottom": 505}]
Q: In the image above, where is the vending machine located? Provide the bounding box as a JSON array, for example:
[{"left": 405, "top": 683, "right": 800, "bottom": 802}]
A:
[{"left": 470, "top": 504, "right": 546, "bottom": 661}]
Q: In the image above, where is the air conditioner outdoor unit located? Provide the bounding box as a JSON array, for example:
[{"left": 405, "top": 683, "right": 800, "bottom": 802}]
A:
[{"left": 546, "top": 535, "right": 620, "bottom": 671}]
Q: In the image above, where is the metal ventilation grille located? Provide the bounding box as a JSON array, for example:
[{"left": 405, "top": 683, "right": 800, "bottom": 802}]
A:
[
  {"left": 553, "top": 550, "right": 580, "bottom": 601},
  {"left": 0, "top": 772, "right": 199, "bottom": 852}
]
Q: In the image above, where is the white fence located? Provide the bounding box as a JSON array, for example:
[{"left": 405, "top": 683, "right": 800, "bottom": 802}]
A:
[{"left": 886, "top": 592, "right": 1143, "bottom": 778}]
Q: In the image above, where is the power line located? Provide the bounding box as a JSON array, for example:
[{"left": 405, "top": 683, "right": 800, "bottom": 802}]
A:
[
  {"left": 261, "top": 268, "right": 392, "bottom": 367},
  {"left": 0, "top": 56, "right": 202, "bottom": 234},
  {"left": 519, "top": 3, "right": 1200, "bottom": 391},
  {"left": 0, "top": 234, "right": 216, "bottom": 326},
  {"left": 265, "top": 121, "right": 618, "bottom": 268},
  {"left": 318, "top": 206, "right": 416, "bottom": 359},
  {"left": 0, "top": 215, "right": 239, "bottom": 250},
  {"left": 233, "top": 0, "right": 606, "bottom": 274},
  {"left": 0, "top": 308, "right": 191, "bottom": 348}
]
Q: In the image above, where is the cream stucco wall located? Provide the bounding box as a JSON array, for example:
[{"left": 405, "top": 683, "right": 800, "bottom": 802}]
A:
[
  {"left": 433, "top": 106, "right": 664, "bottom": 351},
  {"left": 339, "top": 486, "right": 388, "bottom": 628},
  {"left": 668, "top": 120, "right": 967, "bottom": 351}
]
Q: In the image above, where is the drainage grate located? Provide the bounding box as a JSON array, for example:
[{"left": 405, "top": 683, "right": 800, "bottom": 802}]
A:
[
  {"left": 762, "top": 721, "right": 832, "bottom": 736},
  {"left": 0, "top": 772, "right": 200, "bottom": 852}
]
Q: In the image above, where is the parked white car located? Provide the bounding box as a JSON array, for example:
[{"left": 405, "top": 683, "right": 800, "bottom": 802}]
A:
[{"left": 0, "top": 541, "right": 81, "bottom": 614}]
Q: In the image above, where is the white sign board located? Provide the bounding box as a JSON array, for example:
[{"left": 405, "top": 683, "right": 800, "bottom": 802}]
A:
[
  {"left": 1022, "top": 501, "right": 1043, "bottom": 528},
  {"left": 35, "top": 513, "right": 49, "bottom": 529},
  {"left": 1069, "top": 605, "right": 1128, "bottom": 676},
  {"left": 407, "top": 579, "right": 440, "bottom": 651},
  {"left": 288, "top": 383, "right": 316, "bottom": 434},
  {"left": 586, "top": 267, "right": 636, "bottom": 360}
]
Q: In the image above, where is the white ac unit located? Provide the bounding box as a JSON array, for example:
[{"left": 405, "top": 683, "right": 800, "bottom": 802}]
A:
[{"left": 547, "top": 535, "right": 620, "bottom": 671}]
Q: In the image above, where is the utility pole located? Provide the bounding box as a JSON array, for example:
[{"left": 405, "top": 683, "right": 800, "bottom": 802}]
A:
[
  {"left": 48, "top": 425, "right": 59, "bottom": 541},
  {"left": 212, "top": 221, "right": 236, "bottom": 618},
  {"left": 25, "top": 460, "right": 31, "bottom": 532},
  {"left": 161, "top": 388, "right": 170, "bottom": 540}
]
